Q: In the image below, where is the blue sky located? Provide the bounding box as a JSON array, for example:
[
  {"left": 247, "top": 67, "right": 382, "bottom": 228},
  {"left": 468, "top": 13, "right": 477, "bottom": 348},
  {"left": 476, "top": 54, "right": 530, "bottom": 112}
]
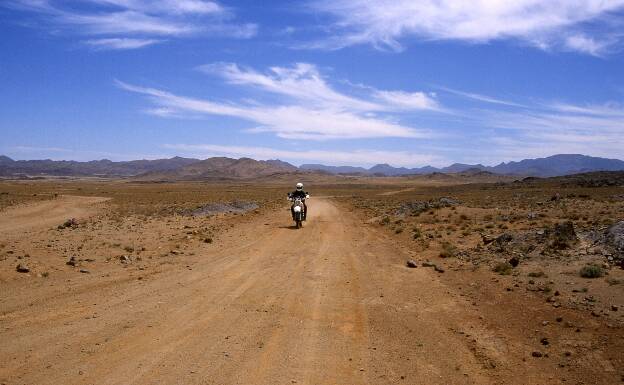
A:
[{"left": 1, "top": 0, "right": 623, "bottom": 167}]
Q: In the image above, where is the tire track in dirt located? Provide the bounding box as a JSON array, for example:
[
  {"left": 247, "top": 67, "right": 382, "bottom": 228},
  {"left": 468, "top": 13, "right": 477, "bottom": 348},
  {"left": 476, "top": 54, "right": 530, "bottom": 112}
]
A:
[
  {"left": 0, "top": 197, "right": 516, "bottom": 384},
  {"left": 0, "top": 195, "right": 110, "bottom": 235}
]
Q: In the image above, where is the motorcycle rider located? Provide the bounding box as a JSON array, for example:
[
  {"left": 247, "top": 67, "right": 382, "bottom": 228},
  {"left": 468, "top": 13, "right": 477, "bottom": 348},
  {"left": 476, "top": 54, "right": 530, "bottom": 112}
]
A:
[{"left": 289, "top": 182, "right": 308, "bottom": 221}]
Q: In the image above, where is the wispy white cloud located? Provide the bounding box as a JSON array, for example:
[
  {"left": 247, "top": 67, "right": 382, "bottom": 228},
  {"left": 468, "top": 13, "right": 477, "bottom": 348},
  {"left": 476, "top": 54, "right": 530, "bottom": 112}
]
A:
[
  {"left": 5, "top": 0, "right": 256, "bottom": 49},
  {"left": 162, "top": 143, "right": 446, "bottom": 167},
  {"left": 198, "top": 62, "right": 441, "bottom": 112},
  {"left": 199, "top": 62, "right": 382, "bottom": 111},
  {"left": 84, "top": 37, "right": 162, "bottom": 50},
  {"left": 437, "top": 86, "right": 526, "bottom": 107},
  {"left": 119, "top": 61, "right": 624, "bottom": 160},
  {"left": 309, "top": 0, "right": 624, "bottom": 54},
  {"left": 548, "top": 102, "right": 624, "bottom": 117},
  {"left": 118, "top": 60, "right": 624, "bottom": 161},
  {"left": 118, "top": 62, "right": 441, "bottom": 140},
  {"left": 117, "top": 80, "right": 427, "bottom": 140},
  {"left": 89, "top": 0, "right": 224, "bottom": 15},
  {"left": 564, "top": 34, "right": 613, "bottom": 56},
  {"left": 372, "top": 90, "right": 440, "bottom": 111},
  {"left": 474, "top": 101, "right": 624, "bottom": 161}
]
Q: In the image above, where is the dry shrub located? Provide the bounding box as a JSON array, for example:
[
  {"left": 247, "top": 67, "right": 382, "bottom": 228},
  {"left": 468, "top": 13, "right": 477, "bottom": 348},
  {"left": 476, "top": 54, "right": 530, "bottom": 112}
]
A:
[
  {"left": 439, "top": 241, "right": 457, "bottom": 258},
  {"left": 493, "top": 262, "right": 513, "bottom": 275},
  {"left": 579, "top": 264, "right": 604, "bottom": 278}
]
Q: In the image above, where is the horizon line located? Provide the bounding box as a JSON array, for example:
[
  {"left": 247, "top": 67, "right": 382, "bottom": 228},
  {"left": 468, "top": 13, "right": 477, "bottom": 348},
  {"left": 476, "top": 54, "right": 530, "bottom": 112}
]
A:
[{"left": 1, "top": 152, "right": 622, "bottom": 170}]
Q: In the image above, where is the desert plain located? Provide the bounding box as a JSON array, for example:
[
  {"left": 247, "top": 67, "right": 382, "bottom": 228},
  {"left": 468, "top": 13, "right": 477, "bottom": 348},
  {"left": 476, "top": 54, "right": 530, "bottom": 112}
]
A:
[{"left": 1, "top": 173, "right": 623, "bottom": 385}]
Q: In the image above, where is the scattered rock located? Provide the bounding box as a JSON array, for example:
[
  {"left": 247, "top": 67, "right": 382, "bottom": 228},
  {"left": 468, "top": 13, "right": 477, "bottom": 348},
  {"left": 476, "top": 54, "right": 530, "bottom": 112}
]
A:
[
  {"left": 540, "top": 337, "right": 549, "bottom": 346},
  {"left": 66, "top": 256, "right": 77, "bottom": 266},
  {"left": 495, "top": 233, "right": 513, "bottom": 245},
  {"left": 79, "top": 269, "right": 90, "bottom": 274},
  {"left": 434, "top": 265, "right": 445, "bottom": 273},
  {"left": 406, "top": 259, "right": 418, "bottom": 268},
  {"left": 438, "top": 197, "right": 461, "bottom": 206},
  {"left": 481, "top": 234, "right": 495, "bottom": 245},
  {"left": 59, "top": 218, "right": 79, "bottom": 229},
  {"left": 508, "top": 256, "right": 520, "bottom": 267},
  {"left": 532, "top": 351, "right": 543, "bottom": 358},
  {"left": 16, "top": 263, "right": 29, "bottom": 273},
  {"left": 611, "top": 305, "right": 619, "bottom": 312}
]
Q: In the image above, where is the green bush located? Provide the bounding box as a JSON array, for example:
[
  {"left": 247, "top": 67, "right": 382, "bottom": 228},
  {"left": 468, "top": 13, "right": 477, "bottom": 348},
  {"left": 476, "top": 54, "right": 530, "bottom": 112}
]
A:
[
  {"left": 493, "top": 262, "right": 513, "bottom": 275},
  {"left": 579, "top": 264, "right": 605, "bottom": 278},
  {"left": 439, "top": 241, "right": 457, "bottom": 258}
]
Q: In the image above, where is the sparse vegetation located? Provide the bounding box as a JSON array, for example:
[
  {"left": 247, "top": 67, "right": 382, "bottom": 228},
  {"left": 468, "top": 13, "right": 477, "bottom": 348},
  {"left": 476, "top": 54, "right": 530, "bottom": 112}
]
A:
[
  {"left": 439, "top": 241, "right": 457, "bottom": 258},
  {"left": 493, "top": 262, "right": 513, "bottom": 275},
  {"left": 579, "top": 264, "right": 605, "bottom": 278},
  {"left": 1, "top": 170, "right": 624, "bottom": 384}
]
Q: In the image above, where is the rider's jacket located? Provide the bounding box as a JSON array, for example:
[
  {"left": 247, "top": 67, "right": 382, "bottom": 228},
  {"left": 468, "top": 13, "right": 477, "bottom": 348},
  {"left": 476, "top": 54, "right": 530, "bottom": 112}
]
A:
[{"left": 290, "top": 190, "right": 308, "bottom": 199}]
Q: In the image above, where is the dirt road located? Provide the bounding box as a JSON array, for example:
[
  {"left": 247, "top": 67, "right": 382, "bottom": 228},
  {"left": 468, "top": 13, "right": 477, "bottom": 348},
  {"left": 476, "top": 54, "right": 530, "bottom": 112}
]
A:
[
  {"left": 0, "top": 195, "right": 110, "bottom": 235},
  {"left": 0, "top": 197, "right": 618, "bottom": 384}
]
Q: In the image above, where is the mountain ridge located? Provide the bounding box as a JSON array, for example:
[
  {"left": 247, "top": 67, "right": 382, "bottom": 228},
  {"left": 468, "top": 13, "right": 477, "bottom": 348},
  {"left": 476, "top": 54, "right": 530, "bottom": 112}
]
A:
[
  {"left": 1, "top": 154, "right": 623, "bottom": 179},
  {"left": 301, "top": 154, "right": 624, "bottom": 177}
]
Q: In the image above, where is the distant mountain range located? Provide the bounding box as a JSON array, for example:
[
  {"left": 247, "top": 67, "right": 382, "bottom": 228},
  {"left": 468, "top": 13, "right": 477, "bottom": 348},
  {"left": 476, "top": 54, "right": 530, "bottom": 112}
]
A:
[
  {"left": 0, "top": 155, "right": 200, "bottom": 177},
  {"left": 137, "top": 157, "right": 298, "bottom": 180},
  {"left": 0, "top": 155, "right": 299, "bottom": 179},
  {"left": 301, "top": 154, "right": 624, "bottom": 177},
  {"left": 1, "top": 154, "right": 623, "bottom": 179}
]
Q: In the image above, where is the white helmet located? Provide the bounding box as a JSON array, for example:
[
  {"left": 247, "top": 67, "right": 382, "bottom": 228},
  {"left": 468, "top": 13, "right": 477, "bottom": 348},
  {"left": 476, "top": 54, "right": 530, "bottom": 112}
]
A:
[{"left": 296, "top": 182, "right": 303, "bottom": 191}]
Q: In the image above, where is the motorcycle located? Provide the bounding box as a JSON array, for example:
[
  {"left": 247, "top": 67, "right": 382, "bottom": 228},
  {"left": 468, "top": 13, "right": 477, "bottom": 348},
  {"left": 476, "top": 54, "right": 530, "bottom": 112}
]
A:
[{"left": 288, "top": 193, "right": 309, "bottom": 228}]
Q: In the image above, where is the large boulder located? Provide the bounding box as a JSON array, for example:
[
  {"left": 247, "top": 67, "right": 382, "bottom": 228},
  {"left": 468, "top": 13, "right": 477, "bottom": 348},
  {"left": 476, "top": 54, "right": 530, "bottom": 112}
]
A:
[{"left": 607, "top": 221, "right": 624, "bottom": 257}]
